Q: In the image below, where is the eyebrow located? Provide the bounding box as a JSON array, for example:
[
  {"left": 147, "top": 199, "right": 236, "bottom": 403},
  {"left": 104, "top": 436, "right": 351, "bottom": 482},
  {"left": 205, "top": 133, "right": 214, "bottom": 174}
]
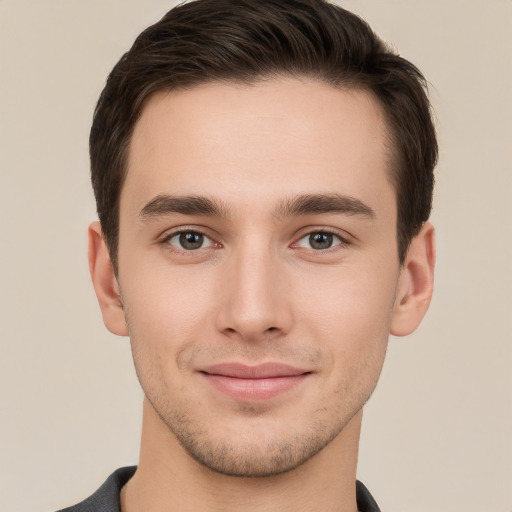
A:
[
  {"left": 275, "top": 193, "right": 375, "bottom": 219},
  {"left": 139, "top": 194, "right": 231, "bottom": 220},
  {"left": 138, "top": 192, "right": 375, "bottom": 222}
]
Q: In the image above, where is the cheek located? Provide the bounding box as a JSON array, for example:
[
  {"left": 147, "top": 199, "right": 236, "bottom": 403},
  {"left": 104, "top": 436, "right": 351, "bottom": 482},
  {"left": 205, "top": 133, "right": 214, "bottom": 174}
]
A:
[
  {"left": 124, "top": 261, "right": 214, "bottom": 324},
  {"left": 121, "top": 271, "right": 211, "bottom": 411},
  {"left": 121, "top": 266, "right": 217, "bottom": 369},
  {"left": 297, "top": 260, "right": 398, "bottom": 333},
  {"left": 301, "top": 278, "right": 392, "bottom": 415},
  {"left": 295, "top": 261, "right": 397, "bottom": 376}
]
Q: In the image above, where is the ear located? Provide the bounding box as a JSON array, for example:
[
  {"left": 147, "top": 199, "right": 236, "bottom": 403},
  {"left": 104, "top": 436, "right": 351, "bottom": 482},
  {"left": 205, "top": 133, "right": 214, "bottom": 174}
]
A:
[
  {"left": 390, "top": 222, "right": 436, "bottom": 337},
  {"left": 88, "top": 221, "right": 128, "bottom": 336}
]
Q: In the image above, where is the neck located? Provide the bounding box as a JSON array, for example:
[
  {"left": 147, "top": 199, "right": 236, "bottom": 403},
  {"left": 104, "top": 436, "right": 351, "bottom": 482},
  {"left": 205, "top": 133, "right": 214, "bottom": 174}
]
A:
[{"left": 121, "top": 398, "right": 362, "bottom": 512}]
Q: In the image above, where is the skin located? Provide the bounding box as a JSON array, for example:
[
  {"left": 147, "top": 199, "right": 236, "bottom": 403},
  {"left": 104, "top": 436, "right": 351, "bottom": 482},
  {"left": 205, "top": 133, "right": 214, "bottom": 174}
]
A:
[{"left": 89, "top": 78, "right": 435, "bottom": 512}]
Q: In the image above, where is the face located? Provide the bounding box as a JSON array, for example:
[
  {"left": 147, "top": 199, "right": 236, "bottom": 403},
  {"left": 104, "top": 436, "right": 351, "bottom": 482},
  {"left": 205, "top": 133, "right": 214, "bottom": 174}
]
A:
[{"left": 115, "top": 79, "right": 403, "bottom": 477}]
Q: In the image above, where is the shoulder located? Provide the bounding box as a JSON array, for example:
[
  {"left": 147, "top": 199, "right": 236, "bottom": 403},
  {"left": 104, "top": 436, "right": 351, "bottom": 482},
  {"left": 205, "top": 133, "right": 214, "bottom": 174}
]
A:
[
  {"left": 356, "top": 480, "right": 381, "bottom": 512},
  {"left": 56, "top": 466, "right": 137, "bottom": 512}
]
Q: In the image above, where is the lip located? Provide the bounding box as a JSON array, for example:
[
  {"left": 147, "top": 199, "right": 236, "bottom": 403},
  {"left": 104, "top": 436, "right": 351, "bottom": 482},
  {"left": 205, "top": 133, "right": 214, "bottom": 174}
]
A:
[{"left": 199, "top": 363, "right": 311, "bottom": 401}]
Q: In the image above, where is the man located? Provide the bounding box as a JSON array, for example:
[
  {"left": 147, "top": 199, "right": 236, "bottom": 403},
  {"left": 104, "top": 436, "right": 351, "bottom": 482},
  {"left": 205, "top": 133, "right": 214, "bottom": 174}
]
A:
[{"left": 61, "top": 0, "right": 437, "bottom": 510}]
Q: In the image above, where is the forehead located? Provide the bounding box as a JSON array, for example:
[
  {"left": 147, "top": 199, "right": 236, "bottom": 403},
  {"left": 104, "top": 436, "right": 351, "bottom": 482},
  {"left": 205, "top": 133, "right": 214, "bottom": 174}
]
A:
[{"left": 122, "top": 78, "right": 394, "bottom": 219}]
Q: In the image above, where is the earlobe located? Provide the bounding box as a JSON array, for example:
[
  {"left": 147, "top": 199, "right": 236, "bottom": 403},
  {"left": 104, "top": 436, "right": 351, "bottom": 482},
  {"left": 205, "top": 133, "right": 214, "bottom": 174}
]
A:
[
  {"left": 390, "top": 222, "right": 436, "bottom": 337},
  {"left": 88, "top": 221, "right": 129, "bottom": 336}
]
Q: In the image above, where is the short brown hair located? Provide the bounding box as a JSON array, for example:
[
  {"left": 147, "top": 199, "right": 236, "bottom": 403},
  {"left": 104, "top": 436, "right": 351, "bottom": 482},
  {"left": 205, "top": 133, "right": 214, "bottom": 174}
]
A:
[{"left": 90, "top": 0, "right": 437, "bottom": 270}]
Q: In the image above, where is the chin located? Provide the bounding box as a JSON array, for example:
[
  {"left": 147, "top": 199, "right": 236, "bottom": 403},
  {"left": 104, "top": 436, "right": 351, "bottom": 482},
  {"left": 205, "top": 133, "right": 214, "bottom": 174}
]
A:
[
  {"left": 160, "top": 405, "right": 353, "bottom": 478},
  {"left": 178, "top": 434, "right": 327, "bottom": 478}
]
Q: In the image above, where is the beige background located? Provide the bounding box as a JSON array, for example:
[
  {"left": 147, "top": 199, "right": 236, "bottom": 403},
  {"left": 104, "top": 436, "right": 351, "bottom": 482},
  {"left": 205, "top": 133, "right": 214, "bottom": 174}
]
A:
[{"left": 1, "top": 1, "right": 511, "bottom": 511}]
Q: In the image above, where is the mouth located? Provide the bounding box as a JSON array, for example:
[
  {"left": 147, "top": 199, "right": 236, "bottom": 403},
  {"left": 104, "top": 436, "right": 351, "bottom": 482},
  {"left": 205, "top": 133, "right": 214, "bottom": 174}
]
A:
[{"left": 199, "top": 362, "right": 312, "bottom": 401}]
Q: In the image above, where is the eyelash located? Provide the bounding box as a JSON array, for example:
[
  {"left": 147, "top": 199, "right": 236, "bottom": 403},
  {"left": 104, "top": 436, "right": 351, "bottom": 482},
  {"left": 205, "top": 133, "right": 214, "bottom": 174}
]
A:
[{"left": 159, "top": 228, "right": 350, "bottom": 254}]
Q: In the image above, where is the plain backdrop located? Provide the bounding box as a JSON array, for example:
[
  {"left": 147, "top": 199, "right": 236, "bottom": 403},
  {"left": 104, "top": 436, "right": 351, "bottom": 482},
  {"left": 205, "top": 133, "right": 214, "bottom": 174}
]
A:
[{"left": 1, "top": 1, "right": 511, "bottom": 511}]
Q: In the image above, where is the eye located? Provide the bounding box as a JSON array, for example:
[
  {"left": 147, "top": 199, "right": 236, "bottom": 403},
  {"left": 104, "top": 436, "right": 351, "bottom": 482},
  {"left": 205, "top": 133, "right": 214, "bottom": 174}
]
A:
[
  {"left": 295, "top": 231, "right": 344, "bottom": 250},
  {"left": 165, "top": 231, "right": 215, "bottom": 251}
]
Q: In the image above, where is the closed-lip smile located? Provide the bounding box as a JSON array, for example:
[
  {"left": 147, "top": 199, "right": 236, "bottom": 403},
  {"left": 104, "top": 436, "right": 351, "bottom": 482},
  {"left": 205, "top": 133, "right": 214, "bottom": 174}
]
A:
[{"left": 199, "top": 362, "right": 312, "bottom": 401}]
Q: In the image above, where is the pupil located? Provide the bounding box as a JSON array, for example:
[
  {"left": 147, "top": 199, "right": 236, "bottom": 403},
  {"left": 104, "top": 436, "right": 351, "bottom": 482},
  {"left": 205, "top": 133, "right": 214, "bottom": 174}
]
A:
[
  {"left": 310, "top": 232, "right": 332, "bottom": 250},
  {"left": 179, "top": 232, "right": 203, "bottom": 250}
]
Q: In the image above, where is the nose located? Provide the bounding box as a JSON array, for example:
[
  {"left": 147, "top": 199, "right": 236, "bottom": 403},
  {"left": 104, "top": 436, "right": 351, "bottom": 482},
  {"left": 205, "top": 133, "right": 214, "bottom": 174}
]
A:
[{"left": 215, "top": 240, "right": 293, "bottom": 343}]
